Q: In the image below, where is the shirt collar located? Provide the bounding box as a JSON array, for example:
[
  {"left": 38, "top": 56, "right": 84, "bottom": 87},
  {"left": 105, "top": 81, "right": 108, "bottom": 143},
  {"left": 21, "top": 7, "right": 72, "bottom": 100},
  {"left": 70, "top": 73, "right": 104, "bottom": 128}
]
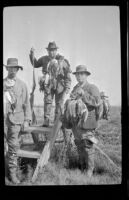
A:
[
  {"left": 7, "top": 76, "right": 17, "bottom": 81},
  {"left": 5, "top": 76, "right": 17, "bottom": 87},
  {"left": 79, "top": 80, "right": 89, "bottom": 88}
]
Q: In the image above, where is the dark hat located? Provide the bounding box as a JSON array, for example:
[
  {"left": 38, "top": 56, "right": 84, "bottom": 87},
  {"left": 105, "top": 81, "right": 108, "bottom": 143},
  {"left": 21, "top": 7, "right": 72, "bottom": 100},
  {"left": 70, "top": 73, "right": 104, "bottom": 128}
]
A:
[
  {"left": 4, "top": 58, "right": 23, "bottom": 70},
  {"left": 100, "top": 91, "right": 108, "bottom": 98},
  {"left": 73, "top": 65, "right": 91, "bottom": 76},
  {"left": 46, "top": 41, "right": 59, "bottom": 50}
]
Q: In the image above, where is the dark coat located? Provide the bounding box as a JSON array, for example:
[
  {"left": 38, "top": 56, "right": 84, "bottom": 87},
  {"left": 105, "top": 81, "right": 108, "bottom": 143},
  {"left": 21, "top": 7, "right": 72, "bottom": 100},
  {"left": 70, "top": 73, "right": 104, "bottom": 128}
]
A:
[
  {"left": 4, "top": 77, "right": 31, "bottom": 124},
  {"left": 29, "top": 54, "right": 71, "bottom": 94}
]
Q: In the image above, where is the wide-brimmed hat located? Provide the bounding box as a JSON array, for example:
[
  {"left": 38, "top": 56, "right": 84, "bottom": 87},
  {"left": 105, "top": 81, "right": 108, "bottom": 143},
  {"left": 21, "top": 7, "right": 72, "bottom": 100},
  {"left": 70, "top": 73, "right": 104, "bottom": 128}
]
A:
[
  {"left": 100, "top": 91, "right": 108, "bottom": 98},
  {"left": 3, "top": 58, "right": 23, "bottom": 70},
  {"left": 46, "top": 41, "right": 59, "bottom": 50},
  {"left": 73, "top": 65, "right": 91, "bottom": 76}
]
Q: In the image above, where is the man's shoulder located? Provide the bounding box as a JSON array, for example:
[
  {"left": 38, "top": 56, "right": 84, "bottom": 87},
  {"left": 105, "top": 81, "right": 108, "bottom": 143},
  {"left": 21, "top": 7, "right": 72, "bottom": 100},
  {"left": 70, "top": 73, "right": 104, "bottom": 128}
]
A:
[
  {"left": 56, "top": 54, "right": 71, "bottom": 68},
  {"left": 3, "top": 77, "right": 7, "bottom": 82},
  {"left": 38, "top": 55, "right": 50, "bottom": 63},
  {"left": 43, "top": 55, "right": 49, "bottom": 59},
  {"left": 86, "top": 83, "right": 100, "bottom": 94},
  {"left": 88, "top": 83, "right": 98, "bottom": 88},
  {"left": 86, "top": 82, "right": 98, "bottom": 88},
  {"left": 56, "top": 54, "right": 64, "bottom": 60},
  {"left": 3, "top": 77, "right": 27, "bottom": 89},
  {"left": 56, "top": 54, "right": 69, "bottom": 62},
  {"left": 83, "top": 82, "right": 99, "bottom": 91},
  {"left": 39, "top": 55, "right": 49, "bottom": 59},
  {"left": 16, "top": 78, "right": 27, "bottom": 87}
]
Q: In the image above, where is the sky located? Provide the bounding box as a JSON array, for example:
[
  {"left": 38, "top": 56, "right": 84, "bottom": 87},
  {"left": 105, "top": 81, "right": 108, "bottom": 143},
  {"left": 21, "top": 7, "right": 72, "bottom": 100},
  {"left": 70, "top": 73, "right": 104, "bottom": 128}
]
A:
[{"left": 3, "top": 6, "right": 121, "bottom": 106}]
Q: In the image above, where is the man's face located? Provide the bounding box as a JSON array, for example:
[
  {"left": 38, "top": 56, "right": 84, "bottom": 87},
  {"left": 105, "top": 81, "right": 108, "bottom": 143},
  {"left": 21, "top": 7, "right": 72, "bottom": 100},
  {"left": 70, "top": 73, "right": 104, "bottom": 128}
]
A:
[
  {"left": 75, "top": 72, "right": 88, "bottom": 84},
  {"left": 48, "top": 49, "right": 57, "bottom": 59},
  {"left": 6, "top": 67, "right": 19, "bottom": 78}
]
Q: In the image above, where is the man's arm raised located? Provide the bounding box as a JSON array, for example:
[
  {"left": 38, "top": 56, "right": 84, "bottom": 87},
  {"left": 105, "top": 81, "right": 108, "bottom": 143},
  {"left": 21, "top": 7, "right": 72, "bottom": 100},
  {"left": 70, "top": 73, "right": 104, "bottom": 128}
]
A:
[{"left": 29, "top": 47, "right": 43, "bottom": 68}]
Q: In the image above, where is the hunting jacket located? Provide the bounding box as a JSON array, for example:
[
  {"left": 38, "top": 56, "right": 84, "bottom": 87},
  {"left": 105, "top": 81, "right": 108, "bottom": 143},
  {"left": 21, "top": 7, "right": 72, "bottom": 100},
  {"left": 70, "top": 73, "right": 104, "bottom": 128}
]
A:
[
  {"left": 29, "top": 54, "right": 71, "bottom": 94},
  {"left": 71, "top": 81, "right": 101, "bottom": 129},
  {"left": 3, "top": 77, "right": 31, "bottom": 125}
]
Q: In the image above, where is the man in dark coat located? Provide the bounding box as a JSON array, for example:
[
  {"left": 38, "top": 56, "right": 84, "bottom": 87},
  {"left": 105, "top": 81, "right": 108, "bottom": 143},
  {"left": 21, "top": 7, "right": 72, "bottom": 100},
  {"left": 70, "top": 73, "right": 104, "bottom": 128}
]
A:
[
  {"left": 63, "top": 65, "right": 101, "bottom": 177},
  {"left": 29, "top": 41, "right": 71, "bottom": 127}
]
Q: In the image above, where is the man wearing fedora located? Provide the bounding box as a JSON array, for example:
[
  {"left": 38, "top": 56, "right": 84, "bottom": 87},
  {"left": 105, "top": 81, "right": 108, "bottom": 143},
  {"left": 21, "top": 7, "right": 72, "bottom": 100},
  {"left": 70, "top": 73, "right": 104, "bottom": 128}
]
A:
[
  {"left": 3, "top": 58, "right": 31, "bottom": 184},
  {"left": 29, "top": 41, "right": 71, "bottom": 127},
  {"left": 100, "top": 91, "right": 110, "bottom": 120},
  {"left": 63, "top": 65, "right": 101, "bottom": 177}
]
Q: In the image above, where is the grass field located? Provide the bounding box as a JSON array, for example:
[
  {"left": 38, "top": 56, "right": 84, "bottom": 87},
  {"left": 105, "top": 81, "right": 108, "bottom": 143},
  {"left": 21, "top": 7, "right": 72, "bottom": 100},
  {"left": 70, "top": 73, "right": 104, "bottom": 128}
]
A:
[{"left": 5, "top": 106, "right": 121, "bottom": 185}]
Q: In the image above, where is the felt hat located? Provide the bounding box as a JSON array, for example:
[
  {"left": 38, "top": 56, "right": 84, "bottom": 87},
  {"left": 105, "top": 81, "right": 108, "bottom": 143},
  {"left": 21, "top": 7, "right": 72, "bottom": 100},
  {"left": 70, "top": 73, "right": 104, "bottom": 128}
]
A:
[
  {"left": 46, "top": 41, "right": 59, "bottom": 50},
  {"left": 4, "top": 58, "right": 23, "bottom": 70},
  {"left": 73, "top": 65, "right": 91, "bottom": 76},
  {"left": 100, "top": 91, "right": 108, "bottom": 98}
]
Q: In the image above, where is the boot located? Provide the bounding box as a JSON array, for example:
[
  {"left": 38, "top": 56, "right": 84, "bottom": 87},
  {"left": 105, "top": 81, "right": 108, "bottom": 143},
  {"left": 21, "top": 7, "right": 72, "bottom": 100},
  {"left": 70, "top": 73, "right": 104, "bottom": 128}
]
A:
[
  {"left": 84, "top": 140, "right": 95, "bottom": 178},
  {"left": 42, "top": 124, "right": 49, "bottom": 127},
  {"left": 42, "top": 118, "right": 50, "bottom": 127},
  {"left": 9, "top": 168, "right": 20, "bottom": 184}
]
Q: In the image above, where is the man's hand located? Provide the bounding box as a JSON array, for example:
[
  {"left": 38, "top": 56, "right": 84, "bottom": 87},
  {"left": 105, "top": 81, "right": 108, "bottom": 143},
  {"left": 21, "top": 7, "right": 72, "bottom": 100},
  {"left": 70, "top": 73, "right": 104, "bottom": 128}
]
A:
[
  {"left": 70, "top": 88, "right": 84, "bottom": 100},
  {"left": 30, "top": 47, "right": 35, "bottom": 54},
  {"left": 76, "top": 88, "right": 85, "bottom": 96},
  {"left": 30, "top": 47, "right": 35, "bottom": 60},
  {"left": 22, "top": 120, "right": 29, "bottom": 131}
]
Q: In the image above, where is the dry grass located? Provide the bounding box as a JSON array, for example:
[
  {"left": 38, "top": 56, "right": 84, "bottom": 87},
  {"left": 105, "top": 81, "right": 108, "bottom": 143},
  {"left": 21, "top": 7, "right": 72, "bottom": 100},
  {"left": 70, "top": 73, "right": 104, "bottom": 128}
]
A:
[{"left": 5, "top": 106, "right": 122, "bottom": 185}]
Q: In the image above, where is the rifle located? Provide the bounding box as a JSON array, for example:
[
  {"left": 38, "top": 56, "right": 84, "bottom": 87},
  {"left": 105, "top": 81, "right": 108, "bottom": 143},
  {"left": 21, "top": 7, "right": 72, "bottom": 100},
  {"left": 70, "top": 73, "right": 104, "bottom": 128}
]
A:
[{"left": 30, "top": 47, "right": 37, "bottom": 125}]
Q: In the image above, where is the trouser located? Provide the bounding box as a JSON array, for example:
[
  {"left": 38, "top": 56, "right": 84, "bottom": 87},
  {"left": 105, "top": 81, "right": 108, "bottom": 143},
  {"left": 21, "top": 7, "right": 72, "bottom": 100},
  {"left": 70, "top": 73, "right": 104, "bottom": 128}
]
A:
[
  {"left": 72, "top": 127, "right": 95, "bottom": 171},
  {"left": 44, "top": 89, "right": 65, "bottom": 124},
  {"left": 5, "top": 117, "right": 21, "bottom": 173}
]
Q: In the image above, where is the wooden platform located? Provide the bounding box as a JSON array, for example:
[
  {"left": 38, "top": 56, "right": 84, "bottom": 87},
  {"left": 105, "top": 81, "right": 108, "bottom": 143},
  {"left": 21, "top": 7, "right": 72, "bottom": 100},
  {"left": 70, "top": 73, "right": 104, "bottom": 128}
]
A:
[
  {"left": 17, "top": 116, "right": 64, "bottom": 182},
  {"left": 21, "top": 126, "right": 52, "bottom": 133},
  {"left": 17, "top": 149, "right": 40, "bottom": 159},
  {"left": 18, "top": 125, "right": 64, "bottom": 159}
]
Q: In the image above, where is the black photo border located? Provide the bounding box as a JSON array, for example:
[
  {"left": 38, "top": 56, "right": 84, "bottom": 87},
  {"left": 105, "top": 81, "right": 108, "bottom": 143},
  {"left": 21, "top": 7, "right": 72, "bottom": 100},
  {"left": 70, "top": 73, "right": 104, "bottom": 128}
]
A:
[{"left": 0, "top": 1, "right": 128, "bottom": 199}]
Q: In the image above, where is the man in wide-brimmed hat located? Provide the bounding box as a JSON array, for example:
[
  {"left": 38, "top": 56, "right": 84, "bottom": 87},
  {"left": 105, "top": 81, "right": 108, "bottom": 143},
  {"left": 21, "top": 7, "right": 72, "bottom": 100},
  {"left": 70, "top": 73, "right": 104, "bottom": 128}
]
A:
[
  {"left": 3, "top": 58, "right": 31, "bottom": 184},
  {"left": 100, "top": 91, "right": 110, "bottom": 120},
  {"left": 62, "top": 65, "right": 101, "bottom": 177},
  {"left": 29, "top": 41, "right": 71, "bottom": 127}
]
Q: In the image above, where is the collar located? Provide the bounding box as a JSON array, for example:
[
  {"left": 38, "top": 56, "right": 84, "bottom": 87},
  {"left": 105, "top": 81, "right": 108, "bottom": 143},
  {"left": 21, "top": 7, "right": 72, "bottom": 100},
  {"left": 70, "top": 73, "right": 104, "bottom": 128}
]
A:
[
  {"left": 5, "top": 77, "right": 17, "bottom": 87},
  {"left": 78, "top": 81, "right": 89, "bottom": 88},
  {"left": 7, "top": 76, "right": 17, "bottom": 81},
  {"left": 48, "top": 54, "right": 64, "bottom": 60}
]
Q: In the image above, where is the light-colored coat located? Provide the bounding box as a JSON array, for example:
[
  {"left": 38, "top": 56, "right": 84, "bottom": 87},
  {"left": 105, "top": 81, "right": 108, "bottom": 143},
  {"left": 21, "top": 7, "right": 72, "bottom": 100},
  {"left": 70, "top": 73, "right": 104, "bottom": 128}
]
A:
[{"left": 3, "top": 77, "right": 31, "bottom": 124}]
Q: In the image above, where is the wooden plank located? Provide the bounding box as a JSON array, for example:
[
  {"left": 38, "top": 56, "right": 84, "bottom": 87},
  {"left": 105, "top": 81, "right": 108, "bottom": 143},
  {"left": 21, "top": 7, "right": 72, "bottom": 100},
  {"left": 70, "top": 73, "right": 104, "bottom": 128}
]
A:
[
  {"left": 20, "top": 134, "right": 34, "bottom": 145},
  {"left": 20, "top": 126, "right": 52, "bottom": 134},
  {"left": 17, "top": 149, "right": 40, "bottom": 159},
  {"left": 20, "top": 143, "right": 36, "bottom": 151},
  {"left": 25, "top": 126, "right": 52, "bottom": 133},
  {"left": 31, "top": 115, "right": 63, "bottom": 183},
  {"left": 31, "top": 142, "right": 50, "bottom": 182},
  {"left": 49, "top": 117, "right": 63, "bottom": 151}
]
